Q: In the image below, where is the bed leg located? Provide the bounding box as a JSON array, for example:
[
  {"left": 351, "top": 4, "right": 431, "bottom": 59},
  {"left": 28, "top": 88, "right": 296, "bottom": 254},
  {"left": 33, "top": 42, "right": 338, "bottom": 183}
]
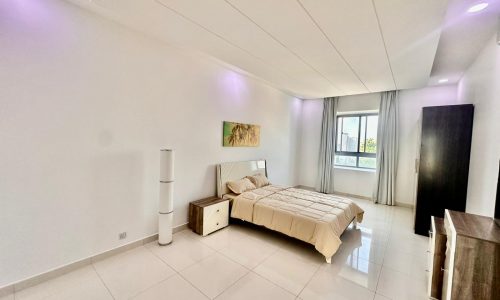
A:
[{"left": 325, "top": 257, "right": 332, "bottom": 264}]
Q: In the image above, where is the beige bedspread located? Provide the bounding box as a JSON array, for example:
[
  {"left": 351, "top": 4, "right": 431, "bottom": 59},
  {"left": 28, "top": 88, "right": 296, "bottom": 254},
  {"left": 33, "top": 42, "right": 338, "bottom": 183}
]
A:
[{"left": 230, "top": 185, "right": 364, "bottom": 260}]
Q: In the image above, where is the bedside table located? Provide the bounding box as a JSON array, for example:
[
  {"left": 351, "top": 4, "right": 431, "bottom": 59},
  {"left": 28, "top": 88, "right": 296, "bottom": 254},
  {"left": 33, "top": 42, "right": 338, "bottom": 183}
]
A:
[{"left": 189, "top": 196, "right": 229, "bottom": 236}]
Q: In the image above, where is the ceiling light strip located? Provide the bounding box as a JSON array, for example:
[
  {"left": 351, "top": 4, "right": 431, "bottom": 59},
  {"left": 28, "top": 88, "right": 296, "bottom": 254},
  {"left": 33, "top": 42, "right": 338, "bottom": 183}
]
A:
[
  {"left": 371, "top": 0, "right": 398, "bottom": 90},
  {"left": 296, "top": 0, "right": 370, "bottom": 92},
  {"left": 224, "top": 0, "right": 344, "bottom": 93},
  {"left": 154, "top": 0, "right": 328, "bottom": 94}
]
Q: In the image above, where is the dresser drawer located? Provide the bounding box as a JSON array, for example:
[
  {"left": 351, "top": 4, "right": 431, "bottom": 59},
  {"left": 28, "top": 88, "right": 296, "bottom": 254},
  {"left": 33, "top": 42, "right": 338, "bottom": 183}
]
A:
[{"left": 202, "top": 201, "right": 229, "bottom": 236}]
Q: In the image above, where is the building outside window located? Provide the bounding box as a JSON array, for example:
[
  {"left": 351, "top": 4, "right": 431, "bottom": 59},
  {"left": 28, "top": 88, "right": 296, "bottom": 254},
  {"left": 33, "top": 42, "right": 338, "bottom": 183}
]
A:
[{"left": 335, "top": 113, "right": 378, "bottom": 169}]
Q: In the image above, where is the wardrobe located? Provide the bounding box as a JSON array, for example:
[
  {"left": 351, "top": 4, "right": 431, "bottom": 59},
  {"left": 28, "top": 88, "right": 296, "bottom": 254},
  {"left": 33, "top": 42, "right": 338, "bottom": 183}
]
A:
[{"left": 414, "top": 104, "right": 474, "bottom": 236}]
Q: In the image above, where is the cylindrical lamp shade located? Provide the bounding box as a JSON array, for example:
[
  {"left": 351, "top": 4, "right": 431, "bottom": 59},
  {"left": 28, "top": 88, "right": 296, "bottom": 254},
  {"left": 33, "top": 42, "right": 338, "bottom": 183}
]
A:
[
  {"left": 159, "top": 182, "right": 174, "bottom": 213},
  {"left": 159, "top": 150, "right": 174, "bottom": 182},
  {"left": 159, "top": 149, "right": 174, "bottom": 246},
  {"left": 158, "top": 213, "right": 173, "bottom": 245}
]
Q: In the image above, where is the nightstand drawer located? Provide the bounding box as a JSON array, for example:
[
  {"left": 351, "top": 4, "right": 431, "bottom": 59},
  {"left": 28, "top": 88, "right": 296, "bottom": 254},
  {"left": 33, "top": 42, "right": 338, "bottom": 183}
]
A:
[{"left": 203, "top": 201, "right": 229, "bottom": 235}]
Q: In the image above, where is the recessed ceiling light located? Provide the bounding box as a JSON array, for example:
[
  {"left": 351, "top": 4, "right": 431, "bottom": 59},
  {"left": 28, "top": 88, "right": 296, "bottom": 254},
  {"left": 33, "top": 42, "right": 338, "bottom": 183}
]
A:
[
  {"left": 438, "top": 78, "right": 449, "bottom": 83},
  {"left": 467, "top": 2, "right": 488, "bottom": 13}
]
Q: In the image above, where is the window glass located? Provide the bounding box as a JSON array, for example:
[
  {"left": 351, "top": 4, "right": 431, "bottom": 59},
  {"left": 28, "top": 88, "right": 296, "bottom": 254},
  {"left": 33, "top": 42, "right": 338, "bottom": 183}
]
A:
[
  {"left": 334, "top": 155, "right": 357, "bottom": 167},
  {"left": 366, "top": 116, "right": 378, "bottom": 153},
  {"left": 336, "top": 117, "right": 343, "bottom": 151},
  {"left": 359, "top": 157, "right": 377, "bottom": 169},
  {"left": 340, "top": 117, "right": 359, "bottom": 152},
  {"left": 359, "top": 116, "right": 366, "bottom": 152},
  {"left": 334, "top": 113, "right": 378, "bottom": 169}
]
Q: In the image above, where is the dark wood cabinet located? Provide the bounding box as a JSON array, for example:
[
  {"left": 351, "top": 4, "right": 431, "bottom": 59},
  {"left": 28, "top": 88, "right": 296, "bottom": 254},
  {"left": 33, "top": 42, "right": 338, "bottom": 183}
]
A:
[{"left": 414, "top": 104, "right": 474, "bottom": 236}]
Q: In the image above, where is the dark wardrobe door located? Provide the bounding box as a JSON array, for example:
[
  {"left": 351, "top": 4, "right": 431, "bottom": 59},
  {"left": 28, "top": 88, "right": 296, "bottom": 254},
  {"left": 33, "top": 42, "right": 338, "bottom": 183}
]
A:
[{"left": 414, "top": 104, "right": 474, "bottom": 236}]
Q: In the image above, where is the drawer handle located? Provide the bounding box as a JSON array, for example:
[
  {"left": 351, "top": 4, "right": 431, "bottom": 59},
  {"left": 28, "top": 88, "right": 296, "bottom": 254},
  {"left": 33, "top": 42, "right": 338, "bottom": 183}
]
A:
[
  {"left": 441, "top": 268, "right": 447, "bottom": 272},
  {"left": 217, "top": 209, "right": 220, "bottom": 213},
  {"left": 216, "top": 222, "right": 219, "bottom": 226}
]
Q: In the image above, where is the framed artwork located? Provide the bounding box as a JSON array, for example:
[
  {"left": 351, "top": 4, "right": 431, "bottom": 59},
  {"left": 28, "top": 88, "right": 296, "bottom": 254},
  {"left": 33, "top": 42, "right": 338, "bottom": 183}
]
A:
[{"left": 223, "top": 121, "right": 260, "bottom": 147}]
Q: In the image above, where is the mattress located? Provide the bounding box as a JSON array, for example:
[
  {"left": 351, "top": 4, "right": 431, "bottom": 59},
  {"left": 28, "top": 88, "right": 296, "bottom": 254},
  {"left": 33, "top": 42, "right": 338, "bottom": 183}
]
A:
[{"left": 230, "top": 185, "right": 364, "bottom": 260}]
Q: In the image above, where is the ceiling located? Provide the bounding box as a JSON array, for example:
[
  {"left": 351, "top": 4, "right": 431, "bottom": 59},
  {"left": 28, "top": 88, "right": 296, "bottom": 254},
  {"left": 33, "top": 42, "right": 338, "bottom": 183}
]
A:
[
  {"left": 430, "top": 0, "right": 500, "bottom": 85},
  {"left": 65, "top": 0, "right": 493, "bottom": 99}
]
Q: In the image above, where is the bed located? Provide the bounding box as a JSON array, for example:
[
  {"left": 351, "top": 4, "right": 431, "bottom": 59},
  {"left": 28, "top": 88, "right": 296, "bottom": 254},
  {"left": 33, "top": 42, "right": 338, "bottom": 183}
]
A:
[{"left": 216, "top": 160, "right": 364, "bottom": 263}]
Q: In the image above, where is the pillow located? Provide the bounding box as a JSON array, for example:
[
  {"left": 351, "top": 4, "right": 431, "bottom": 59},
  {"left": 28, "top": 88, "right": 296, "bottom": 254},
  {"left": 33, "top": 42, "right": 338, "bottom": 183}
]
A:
[
  {"left": 246, "top": 173, "right": 270, "bottom": 188},
  {"left": 226, "top": 178, "right": 256, "bottom": 194}
]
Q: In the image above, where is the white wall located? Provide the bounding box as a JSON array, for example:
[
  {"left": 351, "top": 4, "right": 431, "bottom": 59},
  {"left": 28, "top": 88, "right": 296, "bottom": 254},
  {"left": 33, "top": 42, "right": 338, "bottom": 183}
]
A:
[
  {"left": 458, "top": 35, "right": 500, "bottom": 217},
  {"left": 396, "top": 85, "right": 461, "bottom": 206},
  {"left": 298, "top": 93, "right": 379, "bottom": 198},
  {"left": 0, "top": 0, "right": 301, "bottom": 286},
  {"left": 298, "top": 86, "right": 461, "bottom": 204}
]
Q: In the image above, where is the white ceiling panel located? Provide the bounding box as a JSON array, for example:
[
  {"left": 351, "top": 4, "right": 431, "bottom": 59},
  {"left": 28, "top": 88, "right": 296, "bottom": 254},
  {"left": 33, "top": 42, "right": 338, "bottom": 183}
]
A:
[
  {"left": 226, "top": 0, "right": 368, "bottom": 95},
  {"left": 67, "top": 0, "right": 334, "bottom": 98},
  {"left": 373, "top": 0, "right": 449, "bottom": 89},
  {"left": 298, "top": 0, "right": 395, "bottom": 93},
  {"left": 65, "top": 0, "right": 454, "bottom": 98},
  {"left": 157, "top": 0, "right": 340, "bottom": 95}
]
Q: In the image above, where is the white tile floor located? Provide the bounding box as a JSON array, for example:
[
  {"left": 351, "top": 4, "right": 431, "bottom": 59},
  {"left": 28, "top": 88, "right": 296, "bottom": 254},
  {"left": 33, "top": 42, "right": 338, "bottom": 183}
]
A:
[{"left": 4, "top": 198, "right": 429, "bottom": 300}]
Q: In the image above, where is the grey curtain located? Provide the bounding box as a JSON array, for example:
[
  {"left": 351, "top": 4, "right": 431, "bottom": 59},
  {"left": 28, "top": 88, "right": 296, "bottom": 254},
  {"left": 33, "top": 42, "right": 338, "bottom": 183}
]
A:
[
  {"left": 374, "top": 91, "right": 399, "bottom": 205},
  {"left": 316, "top": 97, "right": 338, "bottom": 194}
]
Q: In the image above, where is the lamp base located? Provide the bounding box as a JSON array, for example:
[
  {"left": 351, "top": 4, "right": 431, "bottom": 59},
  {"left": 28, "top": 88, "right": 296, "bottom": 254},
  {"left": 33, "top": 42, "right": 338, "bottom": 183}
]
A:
[{"left": 158, "top": 240, "right": 173, "bottom": 246}]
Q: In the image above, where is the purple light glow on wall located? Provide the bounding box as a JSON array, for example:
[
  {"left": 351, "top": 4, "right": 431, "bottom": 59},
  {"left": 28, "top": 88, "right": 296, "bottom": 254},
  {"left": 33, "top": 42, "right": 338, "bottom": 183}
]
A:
[
  {"left": 220, "top": 71, "right": 248, "bottom": 100},
  {"left": 1, "top": 0, "right": 51, "bottom": 23}
]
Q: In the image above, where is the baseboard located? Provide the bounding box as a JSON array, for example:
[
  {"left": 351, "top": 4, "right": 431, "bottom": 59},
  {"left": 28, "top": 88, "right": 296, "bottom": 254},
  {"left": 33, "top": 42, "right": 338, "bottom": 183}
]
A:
[
  {"left": 294, "top": 185, "right": 315, "bottom": 191},
  {"left": 0, "top": 285, "right": 13, "bottom": 298},
  {"left": 0, "top": 222, "right": 189, "bottom": 295},
  {"left": 395, "top": 201, "right": 414, "bottom": 209}
]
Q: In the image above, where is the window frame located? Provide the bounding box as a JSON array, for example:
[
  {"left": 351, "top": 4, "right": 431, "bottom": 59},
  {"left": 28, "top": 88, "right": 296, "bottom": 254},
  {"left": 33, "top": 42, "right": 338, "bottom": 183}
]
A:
[{"left": 335, "top": 113, "right": 378, "bottom": 169}]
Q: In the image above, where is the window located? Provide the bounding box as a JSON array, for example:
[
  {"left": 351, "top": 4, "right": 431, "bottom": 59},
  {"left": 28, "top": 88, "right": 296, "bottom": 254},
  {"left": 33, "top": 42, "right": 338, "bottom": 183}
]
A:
[{"left": 335, "top": 113, "right": 378, "bottom": 169}]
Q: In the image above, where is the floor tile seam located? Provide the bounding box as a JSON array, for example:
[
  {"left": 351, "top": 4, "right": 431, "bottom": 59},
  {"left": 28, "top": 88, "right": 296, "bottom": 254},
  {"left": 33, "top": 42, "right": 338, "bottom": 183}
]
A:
[
  {"left": 247, "top": 269, "right": 298, "bottom": 298},
  {"left": 176, "top": 271, "right": 212, "bottom": 300},
  {"left": 213, "top": 248, "right": 254, "bottom": 272},
  {"left": 127, "top": 275, "right": 181, "bottom": 300},
  {"left": 172, "top": 246, "right": 251, "bottom": 299},
  {"left": 145, "top": 240, "right": 215, "bottom": 273},
  {"left": 295, "top": 261, "right": 322, "bottom": 298},
  {"left": 210, "top": 268, "right": 250, "bottom": 300},
  {"left": 373, "top": 256, "right": 385, "bottom": 296},
  {"left": 90, "top": 263, "right": 116, "bottom": 300},
  {"left": 142, "top": 244, "right": 181, "bottom": 274},
  {"left": 215, "top": 242, "right": 279, "bottom": 273}
]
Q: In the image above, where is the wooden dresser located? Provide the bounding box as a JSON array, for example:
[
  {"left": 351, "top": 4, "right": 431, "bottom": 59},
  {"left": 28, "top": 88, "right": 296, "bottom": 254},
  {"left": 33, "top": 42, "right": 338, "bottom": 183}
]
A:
[
  {"left": 442, "top": 209, "right": 500, "bottom": 300},
  {"left": 428, "top": 216, "right": 447, "bottom": 299},
  {"left": 189, "top": 196, "right": 229, "bottom": 236}
]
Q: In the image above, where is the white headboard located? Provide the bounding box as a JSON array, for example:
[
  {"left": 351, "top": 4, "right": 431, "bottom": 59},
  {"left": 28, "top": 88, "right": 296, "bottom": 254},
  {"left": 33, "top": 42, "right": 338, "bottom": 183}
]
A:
[{"left": 217, "top": 160, "right": 267, "bottom": 198}]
